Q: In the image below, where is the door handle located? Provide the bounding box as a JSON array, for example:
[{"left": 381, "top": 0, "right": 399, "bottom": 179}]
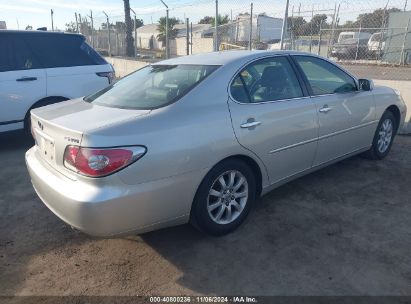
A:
[
  {"left": 16, "top": 77, "right": 37, "bottom": 82},
  {"left": 319, "top": 105, "right": 332, "bottom": 113},
  {"left": 240, "top": 121, "right": 261, "bottom": 129}
]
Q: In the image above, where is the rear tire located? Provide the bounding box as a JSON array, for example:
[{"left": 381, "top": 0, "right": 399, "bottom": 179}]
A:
[
  {"left": 363, "top": 111, "right": 397, "bottom": 160},
  {"left": 190, "top": 159, "right": 256, "bottom": 236}
]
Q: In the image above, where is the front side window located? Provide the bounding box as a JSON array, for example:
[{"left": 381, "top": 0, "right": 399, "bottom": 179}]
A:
[
  {"left": 230, "top": 56, "right": 303, "bottom": 103},
  {"left": 293, "top": 56, "right": 357, "bottom": 95},
  {"left": 85, "top": 64, "right": 219, "bottom": 109}
]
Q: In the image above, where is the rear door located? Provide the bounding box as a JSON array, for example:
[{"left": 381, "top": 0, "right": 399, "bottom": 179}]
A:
[
  {"left": 292, "top": 55, "right": 376, "bottom": 166},
  {"left": 25, "top": 34, "right": 112, "bottom": 99},
  {"left": 0, "top": 34, "right": 46, "bottom": 132},
  {"left": 228, "top": 55, "right": 319, "bottom": 184}
]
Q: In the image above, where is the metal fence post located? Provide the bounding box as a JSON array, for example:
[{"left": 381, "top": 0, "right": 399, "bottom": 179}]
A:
[
  {"left": 88, "top": 10, "right": 94, "bottom": 47},
  {"left": 327, "top": 3, "right": 337, "bottom": 58},
  {"left": 318, "top": 20, "right": 323, "bottom": 56},
  {"left": 51, "top": 9, "right": 54, "bottom": 31},
  {"left": 215, "top": 0, "right": 219, "bottom": 51},
  {"left": 186, "top": 18, "right": 190, "bottom": 55},
  {"left": 75, "top": 13, "right": 79, "bottom": 33},
  {"left": 355, "top": 18, "right": 362, "bottom": 60},
  {"left": 280, "top": 0, "right": 290, "bottom": 50},
  {"left": 309, "top": 5, "right": 314, "bottom": 53},
  {"left": 400, "top": 18, "right": 411, "bottom": 65},
  {"left": 249, "top": 3, "right": 253, "bottom": 50},
  {"left": 103, "top": 11, "right": 111, "bottom": 57},
  {"left": 191, "top": 22, "right": 193, "bottom": 54}
]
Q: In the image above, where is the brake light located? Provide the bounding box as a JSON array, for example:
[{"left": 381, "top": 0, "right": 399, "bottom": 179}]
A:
[
  {"left": 96, "top": 71, "right": 115, "bottom": 84},
  {"left": 63, "top": 146, "right": 146, "bottom": 177}
]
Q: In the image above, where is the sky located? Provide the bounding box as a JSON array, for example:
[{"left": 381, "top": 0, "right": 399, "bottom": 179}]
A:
[{"left": 1, "top": 0, "right": 407, "bottom": 31}]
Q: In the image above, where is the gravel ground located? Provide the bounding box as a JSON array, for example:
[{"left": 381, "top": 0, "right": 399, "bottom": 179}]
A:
[{"left": 1, "top": 134, "right": 411, "bottom": 296}]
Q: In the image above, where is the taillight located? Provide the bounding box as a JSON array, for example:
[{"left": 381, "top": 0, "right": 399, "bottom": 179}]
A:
[
  {"left": 63, "top": 146, "right": 146, "bottom": 177},
  {"left": 96, "top": 71, "right": 115, "bottom": 84}
]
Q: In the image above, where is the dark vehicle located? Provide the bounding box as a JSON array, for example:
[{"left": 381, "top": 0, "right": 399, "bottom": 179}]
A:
[{"left": 331, "top": 38, "right": 369, "bottom": 60}]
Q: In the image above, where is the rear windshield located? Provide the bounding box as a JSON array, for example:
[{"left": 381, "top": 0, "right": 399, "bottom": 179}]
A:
[{"left": 85, "top": 64, "right": 220, "bottom": 109}]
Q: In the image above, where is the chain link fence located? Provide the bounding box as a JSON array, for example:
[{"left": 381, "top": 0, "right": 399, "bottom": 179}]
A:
[{"left": 65, "top": 0, "right": 410, "bottom": 76}]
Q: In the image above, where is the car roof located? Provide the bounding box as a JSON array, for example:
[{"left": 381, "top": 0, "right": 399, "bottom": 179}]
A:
[
  {"left": 154, "top": 50, "right": 306, "bottom": 66},
  {"left": 0, "top": 30, "right": 83, "bottom": 37}
]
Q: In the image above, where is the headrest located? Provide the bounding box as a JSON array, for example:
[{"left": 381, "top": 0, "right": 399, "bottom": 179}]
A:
[{"left": 260, "top": 65, "right": 288, "bottom": 87}]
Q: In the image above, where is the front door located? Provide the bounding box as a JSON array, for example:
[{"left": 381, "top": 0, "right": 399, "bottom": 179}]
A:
[{"left": 228, "top": 56, "right": 319, "bottom": 185}]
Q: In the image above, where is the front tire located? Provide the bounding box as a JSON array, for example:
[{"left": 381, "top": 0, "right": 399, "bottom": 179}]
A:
[
  {"left": 363, "top": 111, "right": 397, "bottom": 160},
  {"left": 190, "top": 159, "right": 256, "bottom": 236}
]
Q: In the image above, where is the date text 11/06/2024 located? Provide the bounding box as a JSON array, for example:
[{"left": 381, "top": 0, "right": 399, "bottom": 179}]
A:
[{"left": 149, "top": 296, "right": 258, "bottom": 303}]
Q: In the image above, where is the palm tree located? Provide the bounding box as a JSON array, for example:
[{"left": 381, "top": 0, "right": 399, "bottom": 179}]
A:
[
  {"left": 123, "top": 0, "right": 134, "bottom": 57},
  {"left": 157, "top": 17, "right": 180, "bottom": 47}
]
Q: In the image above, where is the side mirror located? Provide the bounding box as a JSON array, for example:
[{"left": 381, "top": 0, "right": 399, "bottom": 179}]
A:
[{"left": 358, "top": 79, "right": 374, "bottom": 91}]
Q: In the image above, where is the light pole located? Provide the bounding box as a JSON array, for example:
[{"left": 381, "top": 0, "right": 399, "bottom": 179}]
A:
[
  {"left": 130, "top": 8, "right": 137, "bottom": 57},
  {"left": 280, "top": 0, "right": 290, "bottom": 50},
  {"left": 160, "top": 0, "right": 169, "bottom": 59}
]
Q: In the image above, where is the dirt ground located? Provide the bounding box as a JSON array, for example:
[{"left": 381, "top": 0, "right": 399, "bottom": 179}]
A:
[{"left": 1, "top": 134, "right": 411, "bottom": 296}]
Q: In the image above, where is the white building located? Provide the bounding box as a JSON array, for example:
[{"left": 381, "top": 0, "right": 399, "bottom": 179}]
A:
[{"left": 235, "top": 14, "right": 283, "bottom": 43}]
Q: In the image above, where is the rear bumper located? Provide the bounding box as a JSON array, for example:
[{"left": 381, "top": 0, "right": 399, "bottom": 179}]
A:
[{"left": 25, "top": 146, "right": 203, "bottom": 236}]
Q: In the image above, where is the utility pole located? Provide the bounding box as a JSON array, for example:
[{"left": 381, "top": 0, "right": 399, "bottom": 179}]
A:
[
  {"left": 103, "top": 11, "right": 111, "bottom": 56},
  {"left": 51, "top": 9, "right": 54, "bottom": 31},
  {"left": 160, "top": 0, "right": 169, "bottom": 58},
  {"left": 214, "top": 0, "right": 219, "bottom": 51},
  {"left": 405, "top": 0, "right": 408, "bottom": 11},
  {"left": 280, "top": 0, "right": 290, "bottom": 50},
  {"left": 249, "top": 3, "right": 253, "bottom": 50},
  {"left": 130, "top": 8, "right": 138, "bottom": 57}
]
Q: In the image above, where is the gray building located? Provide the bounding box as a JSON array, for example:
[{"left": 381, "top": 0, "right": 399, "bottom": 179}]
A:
[{"left": 383, "top": 11, "right": 411, "bottom": 65}]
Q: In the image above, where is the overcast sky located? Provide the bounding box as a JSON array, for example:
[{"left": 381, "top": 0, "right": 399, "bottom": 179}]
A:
[{"left": 1, "top": 0, "right": 406, "bottom": 30}]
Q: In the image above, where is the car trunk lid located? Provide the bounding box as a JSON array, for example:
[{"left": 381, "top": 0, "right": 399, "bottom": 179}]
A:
[{"left": 31, "top": 98, "right": 150, "bottom": 179}]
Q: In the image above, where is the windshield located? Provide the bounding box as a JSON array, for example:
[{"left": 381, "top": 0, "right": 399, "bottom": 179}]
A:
[{"left": 85, "top": 64, "right": 220, "bottom": 109}]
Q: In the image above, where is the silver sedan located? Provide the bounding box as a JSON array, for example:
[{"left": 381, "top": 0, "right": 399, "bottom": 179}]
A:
[{"left": 26, "top": 51, "right": 407, "bottom": 236}]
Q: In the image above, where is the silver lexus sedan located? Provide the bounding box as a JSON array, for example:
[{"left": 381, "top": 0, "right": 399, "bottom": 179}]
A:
[{"left": 26, "top": 51, "right": 407, "bottom": 236}]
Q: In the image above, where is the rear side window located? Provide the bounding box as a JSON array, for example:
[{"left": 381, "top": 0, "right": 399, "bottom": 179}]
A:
[
  {"left": 0, "top": 36, "right": 14, "bottom": 72},
  {"left": 0, "top": 35, "right": 41, "bottom": 72},
  {"left": 25, "top": 34, "right": 107, "bottom": 68},
  {"left": 85, "top": 64, "right": 219, "bottom": 109},
  {"left": 293, "top": 56, "right": 357, "bottom": 95},
  {"left": 230, "top": 56, "right": 303, "bottom": 103}
]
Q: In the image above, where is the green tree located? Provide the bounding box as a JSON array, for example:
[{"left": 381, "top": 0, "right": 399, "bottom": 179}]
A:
[
  {"left": 287, "top": 16, "right": 307, "bottom": 36},
  {"left": 156, "top": 17, "right": 181, "bottom": 45},
  {"left": 25, "top": 25, "right": 33, "bottom": 30},
  {"left": 199, "top": 14, "right": 229, "bottom": 25},
  {"left": 341, "top": 8, "right": 401, "bottom": 31}
]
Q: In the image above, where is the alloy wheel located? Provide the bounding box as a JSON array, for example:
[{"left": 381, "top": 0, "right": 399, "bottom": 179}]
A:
[
  {"left": 207, "top": 170, "right": 249, "bottom": 225},
  {"left": 377, "top": 118, "right": 393, "bottom": 153}
]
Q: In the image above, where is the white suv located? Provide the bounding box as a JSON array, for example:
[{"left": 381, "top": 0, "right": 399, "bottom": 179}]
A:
[{"left": 0, "top": 30, "right": 115, "bottom": 133}]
